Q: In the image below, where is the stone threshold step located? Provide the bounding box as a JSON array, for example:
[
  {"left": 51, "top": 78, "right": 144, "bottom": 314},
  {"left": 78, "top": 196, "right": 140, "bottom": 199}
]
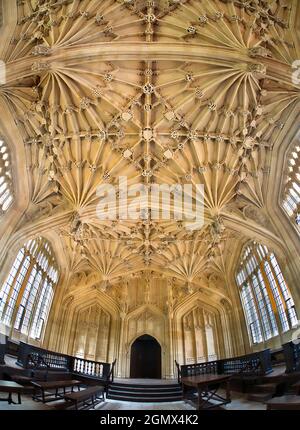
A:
[
  {"left": 108, "top": 389, "right": 182, "bottom": 396},
  {"left": 107, "top": 395, "right": 183, "bottom": 403},
  {"left": 110, "top": 384, "right": 181, "bottom": 389},
  {"left": 109, "top": 385, "right": 181, "bottom": 391}
]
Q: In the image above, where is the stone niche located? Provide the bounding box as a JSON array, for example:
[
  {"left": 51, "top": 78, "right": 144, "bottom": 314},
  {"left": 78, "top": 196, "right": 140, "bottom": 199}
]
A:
[
  {"left": 72, "top": 304, "right": 111, "bottom": 363},
  {"left": 181, "top": 307, "right": 219, "bottom": 364}
]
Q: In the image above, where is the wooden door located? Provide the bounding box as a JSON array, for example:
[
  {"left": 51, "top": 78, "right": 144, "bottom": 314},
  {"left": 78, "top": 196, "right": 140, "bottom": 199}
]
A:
[{"left": 130, "top": 334, "right": 162, "bottom": 379}]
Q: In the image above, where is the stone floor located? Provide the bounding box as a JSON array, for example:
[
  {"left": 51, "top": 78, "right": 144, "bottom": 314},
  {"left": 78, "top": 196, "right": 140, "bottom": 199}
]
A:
[
  {"left": 0, "top": 390, "right": 266, "bottom": 411},
  {"left": 0, "top": 356, "right": 267, "bottom": 410},
  {"left": 95, "top": 390, "right": 266, "bottom": 411}
]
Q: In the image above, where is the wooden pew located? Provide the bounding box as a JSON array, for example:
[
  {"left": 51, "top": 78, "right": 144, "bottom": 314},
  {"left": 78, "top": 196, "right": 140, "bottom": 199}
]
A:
[
  {"left": 0, "top": 380, "right": 23, "bottom": 404},
  {"left": 292, "top": 380, "right": 300, "bottom": 395},
  {"left": 265, "top": 395, "right": 300, "bottom": 410},
  {"left": 31, "top": 379, "right": 82, "bottom": 403},
  {"left": 63, "top": 385, "right": 105, "bottom": 410}
]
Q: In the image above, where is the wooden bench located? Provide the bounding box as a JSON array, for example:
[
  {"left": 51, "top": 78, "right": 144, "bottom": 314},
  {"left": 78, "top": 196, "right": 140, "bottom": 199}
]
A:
[
  {"left": 265, "top": 395, "right": 300, "bottom": 410},
  {"left": 31, "top": 379, "right": 82, "bottom": 403},
  {"left": 64, "top": 385, "right": 105, "bottom": 410},
  {"left": 291, "top": 381, "right": 300, "bottom": 395},
  {"left": 0, "top": 380, "right": 23, "bottom": 404}
]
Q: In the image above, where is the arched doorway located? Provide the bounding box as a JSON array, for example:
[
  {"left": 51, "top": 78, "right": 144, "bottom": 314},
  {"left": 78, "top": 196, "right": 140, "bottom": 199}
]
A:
[{"left": 130, "top": 335, "right": 162, "bottom": 379}]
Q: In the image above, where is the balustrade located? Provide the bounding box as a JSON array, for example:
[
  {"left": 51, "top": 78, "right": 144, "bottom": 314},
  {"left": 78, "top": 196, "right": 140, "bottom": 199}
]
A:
[
  {"left": 178, "top": 349, "right": 272, "bottom": 381},
  {"left": 16, "top": 342, "right": 115, "bottom": 382},
  {"left": 72, "top": 357, "right": 110, "bottom": 379}
]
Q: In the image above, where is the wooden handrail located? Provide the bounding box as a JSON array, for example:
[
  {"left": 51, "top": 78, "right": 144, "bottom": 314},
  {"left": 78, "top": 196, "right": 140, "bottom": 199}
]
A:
[
  {"left": 28, "top": 353, "right": 51, "bottom": 369},
  {"left": 175, "top": 360, "right": 181, "bottom": 384},
  {"left": 176, "top": 349, "right": 272, "bottom": 381},
  {"left": 16, "top": 342, "right": 114, "bottom": 382},
  {"left": 107, "top": 359, "right": 117, "bottom": 383},
  {"left": 236, "top": 359, "right": 261, "bottom": 376}
]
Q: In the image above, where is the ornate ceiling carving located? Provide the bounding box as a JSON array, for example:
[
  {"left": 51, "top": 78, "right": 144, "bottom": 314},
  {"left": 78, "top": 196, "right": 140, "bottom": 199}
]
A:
[{"left": 0, "top": 0, "right": 299, "bottom": 301}]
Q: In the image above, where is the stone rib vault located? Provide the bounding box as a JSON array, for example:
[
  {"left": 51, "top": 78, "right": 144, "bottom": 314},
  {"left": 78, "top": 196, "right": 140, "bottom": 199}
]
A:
[{"left": 0, "top": 0, "right": 299, "bottom": 377}]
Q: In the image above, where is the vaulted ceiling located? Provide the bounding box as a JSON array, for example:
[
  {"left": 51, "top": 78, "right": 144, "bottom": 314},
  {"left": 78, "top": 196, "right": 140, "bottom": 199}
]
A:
[{"left": 0, "top": 0, "right": 299, "bottom": 295}]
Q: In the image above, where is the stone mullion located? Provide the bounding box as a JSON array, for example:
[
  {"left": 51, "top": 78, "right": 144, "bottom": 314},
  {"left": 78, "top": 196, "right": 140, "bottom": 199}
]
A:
[
  {"left": 167, "top": 279, "right": 174, "bottom": 378},
  {"left": 248, "top": 272, "right": 270, "bottom": 343},
  {"left": 201, "top": 309, "right": 208, "bottom": 362},
  {"left": 182, "top": 316, "right": 187, "bottom": 364},
  {"left": 191, "top": 308, "right": 198, "bottom": 363},
  {"left": 259, "top": 261, "right": 283, "bottom": 338},
  {"left": 267, "top": 256, "right": 293, "bottom": 330},
  {"left": 9, "top": 254, "right": 34, "bottom": 335},
  {"left": 212, "top": 315, "right": 220, "bottom": 359},
  {"left": 14, "top": 257, "right": 35, "bottom": 310},
  {"left": 17, "top": 266, "right": 40, "bottom": 332},
  {"left": 256, "top": 267, "right": 277, "bottom": 337},
  {"left": 12, "top": 239, "right": 47, "bottom": 330},
  {"left": 243, "top": 270, "right": 263, "bottom": 342},
  {"left": 83, "top": 306, "right": 91, "bottom": 359},
  {"left": 27, "top": 274, "right": 47, "bottom": 338},
  {"left": 252, "top": 248, "right": 274, "bottom": 336},
  {"left": 2, "top": 250, "right": 28, "bottom": 321}
]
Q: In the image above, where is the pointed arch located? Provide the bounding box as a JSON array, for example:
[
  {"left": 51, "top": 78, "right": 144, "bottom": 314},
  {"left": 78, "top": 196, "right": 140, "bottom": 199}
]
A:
[
  {"left": 236, "top": 240, "right": 298, "bottom": 346},
  {"left": 0, "top": 236, "right": 59, "bottom": 342}
]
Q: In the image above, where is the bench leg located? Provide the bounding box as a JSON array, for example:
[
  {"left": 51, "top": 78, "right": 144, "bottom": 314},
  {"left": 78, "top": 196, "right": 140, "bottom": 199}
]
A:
[
  {"left": 1, "top": 392, "right": 22, "bottom": 405},
  {"left": 42, "top": 389, "right": 46, "bottom": 403},
  {"left": 226, "top": 380, "right": 231, "bottom": 403}
]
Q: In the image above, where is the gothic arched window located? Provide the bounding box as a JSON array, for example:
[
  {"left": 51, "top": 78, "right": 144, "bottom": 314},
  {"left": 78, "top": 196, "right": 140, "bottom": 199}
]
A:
[
  {"left": 0, "top": 137, "right": 14, "bottom": 214},
  {"left": 282, "top": 142, "right": 300, "bottom": 231},
  {"left": 236, "top": 241, "right": 298, "bottom": 344},
  {"left": 0, "top": 237, "right": 59, "bottom": 340}
]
